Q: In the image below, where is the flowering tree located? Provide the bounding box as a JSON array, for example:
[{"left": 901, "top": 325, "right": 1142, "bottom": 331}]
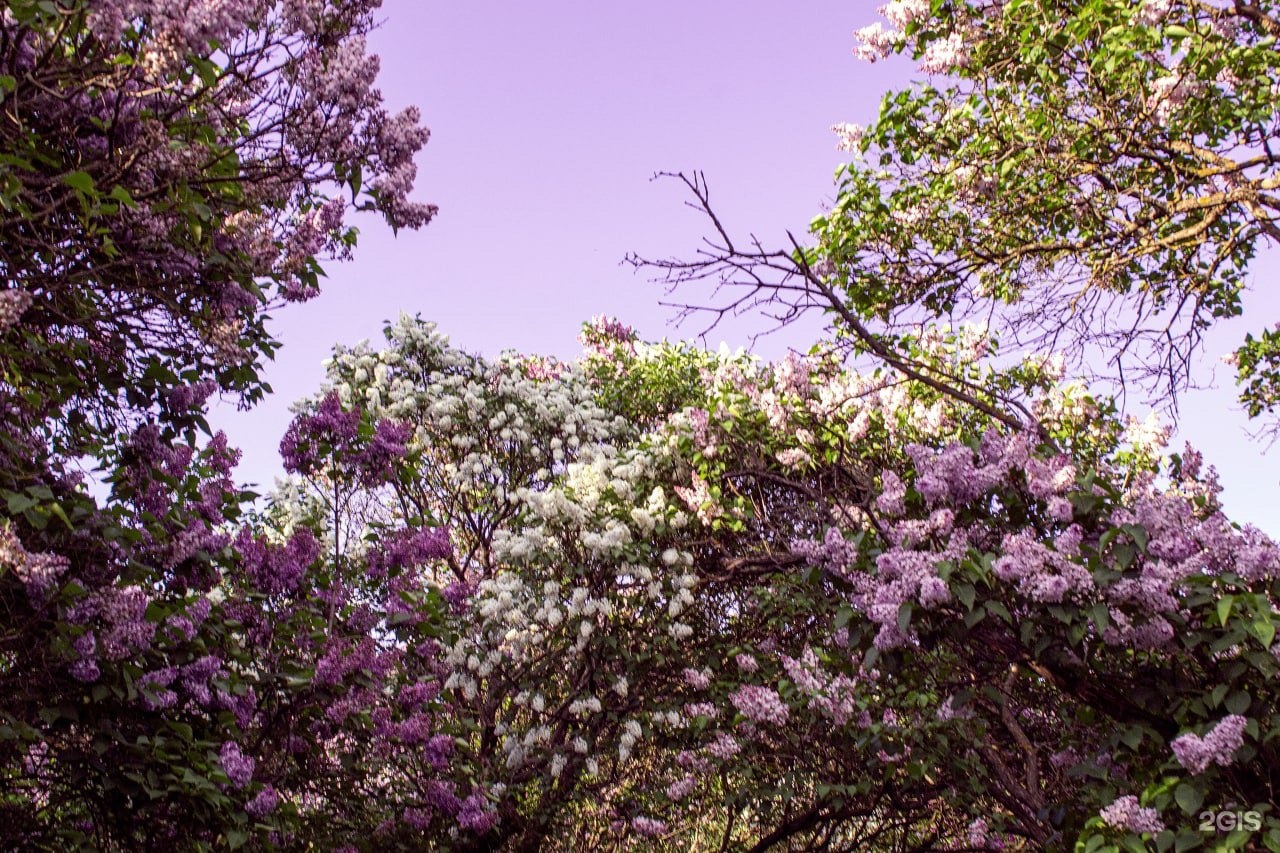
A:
[
  {"left": 622, "top": 3, "right": 1280, "bottom": 843},
  {"left": 0, "top": 1, "right": 435, "bottom": 846},
  {"left": 1, "top": 0, "right": 432, "bottom": 459},
  {"left": 4, "top": 0, "right": 1277, "bottom": 848},
  {"left": 278, "top": 315, "right": 1280, "bottom": 849},
  {"left": 640, "top": 0, "right": 1280, "bottom": 433}
]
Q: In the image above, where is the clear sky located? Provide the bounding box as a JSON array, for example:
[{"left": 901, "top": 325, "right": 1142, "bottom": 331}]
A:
[{"left": 210, "top": 0, "right": 1280, "bottom": 534}]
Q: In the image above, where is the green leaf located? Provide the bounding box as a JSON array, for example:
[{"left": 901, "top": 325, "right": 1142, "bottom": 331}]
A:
[
  {"left": 1175, "top": 830, "right": 1205, "bottom": 852},
  {"left": 108, "top": 185, "right": 138, "bottom": 209},
  {"left": 986, "top": 600, "right": 1011, "bottom": 623},
  {"left": 1089, "top": 602, "right": 1110, "bottom": 633},
  {"left": 1174, "top": 783, "right": 1204, "bottom": 814},
  {"left": 1225, "top": 691, "right": 1251, "bottom": 715},
  {"left": 1218, "top": 595, "right": 1234, "bottom": 626},
  {"left": 46, "top": 502, "right": 73, "bottom": 530},
  {"left": 897, "top": 601, "right": 913, "bottom": 632},
  {"left": 62, "top": 171, "right": 95, "bottom": 193},
  {"left": 5, "top": 491, "right": 37, "bottom": 513},
  {"left": 1251, "top": 612, "right": 1276, "bottom": 649}
]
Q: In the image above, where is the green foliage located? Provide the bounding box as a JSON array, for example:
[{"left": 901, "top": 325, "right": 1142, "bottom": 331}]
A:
[{"left": 805, "top": 0, "right": 1280, "bottom": 426}]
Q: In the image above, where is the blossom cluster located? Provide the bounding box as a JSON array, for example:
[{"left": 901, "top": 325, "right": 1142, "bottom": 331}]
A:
[
  {"left": 242, "top": 317, "right": 1280, "bottom": 848},
  {"left": 1170, "top": 715, "right": 1249, "bottom": 775}
]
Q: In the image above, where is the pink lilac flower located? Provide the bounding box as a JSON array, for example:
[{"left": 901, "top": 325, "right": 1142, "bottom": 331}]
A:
[
  {"left": 1047, "top": 496, "right": 1074, "bottom": 522},
  {"left": 0, "top": 288, "right": 34, "bottom": 331},
  {"left": 631, "top": 816, "right": 668, "bottom": 837},
  {"left": 1, "top": 524, "right": 72, "bottom": 603},
  {"left": 686, "top": 407, "right": 710, "bottom": 446},
  {"left": 880, "top": 0, "right": 930, "bottom": 29},
  {"left": 682, "top": 668, "right": 711, "bottom": 689},
  {"left": 1148, "top": 75, "right": 1207, "bottom": 124},
  {"left": 854, "top": 22, "right": 899, "bottom": 61},
  {"left": 674, "top": 473, "right": 721, "bottom": 525},
  {"left": 831, "top": 122, "right": 866, "bottom": 152},
  {"left": 1135, "top": 0, "right": 1172, "bottom": 25},
  {"left": 578, "top": 315, "right": 637, "bottom": 357},
  {"left": 775, "top": 448, "right": 810, "bottom": 468},
  {"left": 1170, "top": 715, "right": 1248, "bottom": 774},
  {"left": 905, "top": 442, "right": 1007, "bottom": 504},
  {"left": 875, "top": 469, "right": 907, "bottom": 516},
  {"left": 781, "top": 648, "right": 826, "bottom": 695},
  {"left": 730, "top": 684, "right": 789, "bottom": 726},
  {"left": 707, "top": 732, "right": 741, "bottom": 759},
  {"left": 792, "top": 526, "right": 858, "bottom": 573},
  {"left": 1231, "top": 524, "right": 1280, "bottom": 581},
  {"left": 666, "top": 776, "right": 697, "bottom": 801},
  {"left": 1099, "top": 795, "right": 1165, "bottom": 834},
  {"left": 1103, "top": 610, "right": 1175, "bottom": 650},
  {"left": 1024, "top": 454, "right": 1077, "bottom": 499},
  {"left": 992, "top": 530, "right": 1094, "bottom": 603},
  {"left": 918, "top": 32, "right": 970, "bottom": 74}
]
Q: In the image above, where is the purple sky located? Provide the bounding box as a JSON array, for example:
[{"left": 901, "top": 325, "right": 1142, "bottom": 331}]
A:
[{"left": 211, "top": 0, "right": 1280, "bottom": 533}]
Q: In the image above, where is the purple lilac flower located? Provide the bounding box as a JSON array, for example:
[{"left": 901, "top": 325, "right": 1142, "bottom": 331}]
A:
[
  {"left": 729, "top": 684, "right": 789, "bottom": 726},
  {"left": 246, "top": 785, "right": 279, "bottom": 817},
  {"left": 100, "top": 586, "right": 155, "bottom": 660},
  {"left": 138, "top": 667, "right": 179, "bottom": 711},
  {"left": 367, "top": 526, "right": 451, "bottom": 578},
  {"left": 164, "top": 380, "right": 218, "bottom": 413},
  {"left": 631, "top": 816, "right": 668, "bottom": 837},
  {"left": 69, "top": 632, "right": 99, "bottom": 682},
  {"left": 279, "top": 392, "right": 360, "bottom": 474},
  {"left": 1171, "top": 715, "right": 1248, "bottom": 774},
  {"left": 456, "top": 790, "right": 498, "bottom": 833},
  {"left": 237, "top": 527, "right": 320, "bottom": 595},
  {"left": 219, "top": 741, "right": 255, "bottom": 788},
  {"left": 1099, "top": 795, "right": 1165, "bottom": 834}
]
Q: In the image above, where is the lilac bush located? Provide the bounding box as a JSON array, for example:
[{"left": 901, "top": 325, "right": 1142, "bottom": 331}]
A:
[
  {"left": 0, "top": 0, "right": 439, "bottom": 846},
  {"left": 2, "top": 0, "right": 1278, "bottom": 848},
  {"left": 274, "top": 318, "right": 1279, "bottom": 848}
]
